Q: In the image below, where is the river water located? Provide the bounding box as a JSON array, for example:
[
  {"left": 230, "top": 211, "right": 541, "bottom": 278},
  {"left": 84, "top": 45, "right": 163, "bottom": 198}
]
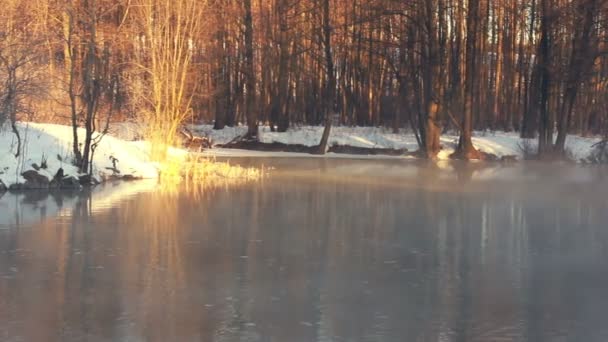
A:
[{"left": 1, "top": 159, "right": 607, "bottom": 342}]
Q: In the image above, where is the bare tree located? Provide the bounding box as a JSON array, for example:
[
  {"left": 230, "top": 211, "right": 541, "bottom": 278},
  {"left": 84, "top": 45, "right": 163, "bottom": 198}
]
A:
[
  {"left": 0, "top": 0, "right": 44, "bottom": 157},
  {"left": 2, "top": 0, "right": 608, "bottom": 162},
  {"left": 243, "top": 0, "right": 258, "bottom": 140},
  {"left": 62, "top": 0, "right": 114, "bottom": 174},
  {"left": 453, "top": 0, "right": 482, "bottom": 160},
  {"left": 132, "top": 0, "right": 205, "bottom": 160},
  {"left": 316, "top": 0, "right": 336, "bottom": 154},
  {"left": 554, "top": 0, "right": 600, "bottom": 154}
]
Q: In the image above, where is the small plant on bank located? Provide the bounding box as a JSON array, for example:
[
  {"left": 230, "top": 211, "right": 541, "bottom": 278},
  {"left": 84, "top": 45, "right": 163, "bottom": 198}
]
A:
[
  {"left": 582, "top": 140, "right": 608, "bottom": 164},
  {"left": 518, "top": 139, "right": 537, "bottom": 160},
  {"left": 40, "top": 153, "right": 48, "bottom": 169}
]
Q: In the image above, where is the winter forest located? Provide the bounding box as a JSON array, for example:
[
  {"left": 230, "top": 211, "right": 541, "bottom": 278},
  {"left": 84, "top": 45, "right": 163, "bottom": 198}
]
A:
[
  {"left": 0, "top": 0, "right": 607, "bottom": 165},
  {"left": 3, "top": 1, "right": 608, "bottom": 340}
]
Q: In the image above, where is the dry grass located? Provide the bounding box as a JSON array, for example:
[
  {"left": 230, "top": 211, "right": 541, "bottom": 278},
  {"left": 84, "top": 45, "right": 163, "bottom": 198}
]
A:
[{"left": 156, "top": 154, "right": 263, "bottom": 192}]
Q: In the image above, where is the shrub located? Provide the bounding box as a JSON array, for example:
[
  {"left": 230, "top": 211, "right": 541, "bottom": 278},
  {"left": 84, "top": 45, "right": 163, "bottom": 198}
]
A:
[{"left": 583, "top": 140, "right": 608, "bottom": 164}]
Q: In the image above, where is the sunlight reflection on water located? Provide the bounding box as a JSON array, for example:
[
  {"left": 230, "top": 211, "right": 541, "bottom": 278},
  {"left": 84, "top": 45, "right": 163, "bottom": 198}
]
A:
[{"left": 0, "top": 159, "right": 607, "bottom": 341}]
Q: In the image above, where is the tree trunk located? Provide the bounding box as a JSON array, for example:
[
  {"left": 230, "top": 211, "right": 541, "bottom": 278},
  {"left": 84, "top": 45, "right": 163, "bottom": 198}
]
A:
[
  {"left": 453, "top": 0, "right": 482, "bottom": 160},
  {"left": 421, "top": 0, "right": 441, "bottom": 158},
  {"left": 537, "top": 0, "right": 553, "bottom": 157},
  {"left": 554, "top": 0, "right": 597, "bottom": 153},
  {"left": 243, "top": 0, "right": 257, "bottom": 140},
  {"left": 317, "top": 0, "right": 335, "bottom": 154}
]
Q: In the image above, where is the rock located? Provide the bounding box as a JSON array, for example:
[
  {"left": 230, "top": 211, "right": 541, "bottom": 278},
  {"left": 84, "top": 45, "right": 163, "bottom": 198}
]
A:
[
  {"left": 121, "top": 174, "right": 140, "bottom": 181},
  {"left": 100, "top": 173, "right": 140, "bottom": 183},
  {"left": 60, "top": 176, "right": 82, "bottom": 190},
  {"left": 78, "top": 174, "right": 100, "bottom": 186},
  {"left": 32, "top": 163, "right": 41, "bottom": 171},
  {"left": 79, "top": 174, "right": 92, "bottom": 186},
  {"left": 0, "top": 179, "right": 7, "bottom": 193},
  {"left": 21, "top": 170, "right": 50, "bottom": 189},
  {"left": 9, "top": 183, "right": 24, "bottom": 191},
  {"left": 50, "top": 168, "right": 65, "bottom": 188},
  {"left": 54, "top": 168, "right": 65, "bottom": 180},
  {"left": 479, "top": 152, "right": 499, "bottom": 162},
  {"left": 501, "top": 155, "right": 518, "bottom": 163},
  {"left": 22, "top": 170, "right": 43, "bottom": 181}
]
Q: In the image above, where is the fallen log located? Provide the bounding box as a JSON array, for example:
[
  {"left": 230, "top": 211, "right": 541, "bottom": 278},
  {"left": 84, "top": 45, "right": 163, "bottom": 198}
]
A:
[
  {"left": 327, "top": 144, "right": 408, "bottom": 156},
  {"left": 218, "top": 140, "right": 409, "bottom": 156},
  {"left": 218, "top": 140, "right": 317, "bottom": 153},
  {"left": 180, "top": 127, "right": 213, "bottom": 151}
]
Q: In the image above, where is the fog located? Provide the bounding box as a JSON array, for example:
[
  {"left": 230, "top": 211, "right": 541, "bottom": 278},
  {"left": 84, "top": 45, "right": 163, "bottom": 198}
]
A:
[{"left": 1, "top": 160, "right": 607, "bottom": 341}]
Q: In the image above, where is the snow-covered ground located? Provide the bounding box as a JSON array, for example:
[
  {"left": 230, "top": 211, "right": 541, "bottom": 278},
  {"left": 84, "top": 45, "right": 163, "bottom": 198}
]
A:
[
  {"left": 0, "top": 122, "right": 602, "bottom": 190},
  {"left": 0, "top": 123, "right": 161, "bottom": 186},
  {"left": 192, "top": 124, "right": 601, "bottom": 161}
]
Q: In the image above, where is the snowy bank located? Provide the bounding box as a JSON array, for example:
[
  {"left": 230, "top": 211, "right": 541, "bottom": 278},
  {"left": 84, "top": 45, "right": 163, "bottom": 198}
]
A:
[
  {"left": 1, "top": 122, "right": 601, "bottom": 191},
  {"left": 0, "top": 123, "right": 160, "bottom": 188},
  {"left": 191, "top": 125, "right": 601, "bottom": 161}
]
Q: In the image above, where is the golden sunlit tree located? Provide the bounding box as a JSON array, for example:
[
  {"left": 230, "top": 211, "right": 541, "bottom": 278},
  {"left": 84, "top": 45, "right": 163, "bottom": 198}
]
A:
[
  {"left": 63, "top": 0, "right": 117, "bottom": 174},
  {"left": 132, "top": 0, "right": 205, "bottom": 161},
  {"left": 0, "top": 0, "right": 45, "bottom": 157},
  {"left": 1, "top": 0, "right": 608, "bottom": 162}
]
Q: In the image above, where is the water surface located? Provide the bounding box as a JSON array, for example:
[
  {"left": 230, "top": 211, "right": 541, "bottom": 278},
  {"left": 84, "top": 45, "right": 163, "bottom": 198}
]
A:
[{"left": 1, "top": 159, "right": 607, "bottom": 342}]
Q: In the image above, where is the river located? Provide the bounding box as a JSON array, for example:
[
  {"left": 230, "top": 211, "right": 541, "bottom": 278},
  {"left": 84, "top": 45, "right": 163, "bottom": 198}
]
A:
[{"left": 1, "top": 159, "right": 607, "bottom": 341}]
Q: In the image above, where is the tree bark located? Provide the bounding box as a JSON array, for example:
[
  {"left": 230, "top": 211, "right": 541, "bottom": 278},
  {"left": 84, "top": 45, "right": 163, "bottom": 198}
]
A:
[
  {"left": 317, "top": 0, "right": 335, "bottom": 154},
  {"left": 554, "top": 0, "right": 597, "bottom": 153},
  {"left": 244, "top": 0, "right": 257, "bottom": 140},
  {"left": 453, "top": 0, "right": 482, "bottom": 160},
  {"left": 422, "top": 0, "right": 442, "bottom": 158}
]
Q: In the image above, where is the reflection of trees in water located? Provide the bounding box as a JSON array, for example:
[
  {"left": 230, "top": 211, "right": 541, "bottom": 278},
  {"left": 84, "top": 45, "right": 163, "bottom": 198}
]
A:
[
  {"left": 113, "top": 191, "right": 187, "bottom": 341},
  {"left": 427, "top": 193, "right": 608, "bottom": 342},
  {"left": 0, "top": 189, "right": 84, "bottom": 228},
  {"left": 248, "top": 181, "right": 608, "bottom": 342},
  {"left": 520, "top": 199, "right": 608, "bottom": 342},
  {"left": 114, "top": 182, "right": 606, "bottom": 342},
  {"left": 0, "top": 190, "right": 106, "bottom": 341},
  {"left": 1, "top": 180, "right": 608, "bottom": 341}
]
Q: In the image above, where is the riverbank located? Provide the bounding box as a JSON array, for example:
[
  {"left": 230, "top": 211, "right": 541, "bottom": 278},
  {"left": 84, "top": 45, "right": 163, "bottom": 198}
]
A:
[
  {"left": 0, "top": 123, "right": 166, "bottom": 190},
  {"left": 1, "top": 122, "right": 603, "bottom": 191},
  {"left": 192, "top": 124, "right": 601, "bottom": 161},
  {"left": 0, "top": 123, "right": 264, "bottom": 191}
]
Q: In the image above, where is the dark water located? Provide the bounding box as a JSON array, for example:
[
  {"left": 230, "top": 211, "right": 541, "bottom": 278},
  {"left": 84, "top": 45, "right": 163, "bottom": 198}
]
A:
[{"left": 1, "top": 159, "right": 608, "bottom": 342}]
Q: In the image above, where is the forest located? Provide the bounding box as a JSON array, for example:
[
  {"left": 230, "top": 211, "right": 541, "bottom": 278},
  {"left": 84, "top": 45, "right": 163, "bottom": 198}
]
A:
[
  {"left": 0, "top": 0, "right": 607, "bottom": 165},
  {"left": 2, "top": 2, "right": 608, "bottom": 339}
]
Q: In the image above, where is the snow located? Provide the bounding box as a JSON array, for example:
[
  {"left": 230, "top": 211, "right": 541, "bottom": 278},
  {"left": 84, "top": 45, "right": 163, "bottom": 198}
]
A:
[
  {"left": 0, "top": 122, "right": 602, "bottom": 190},
  {"left": 190, "top": 125, "right": 248, "bottom": 145},
  {"left": 192, "top": 124, "right": 601, "bottom": 161},
  {"left": 0, "top": 122, "right": 160, "bottom": 186}
]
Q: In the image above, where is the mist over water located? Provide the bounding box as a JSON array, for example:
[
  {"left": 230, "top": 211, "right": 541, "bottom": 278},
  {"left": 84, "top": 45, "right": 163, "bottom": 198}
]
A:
[{"left": 1, "top": 159, "right": 607, "bottom": 342}]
